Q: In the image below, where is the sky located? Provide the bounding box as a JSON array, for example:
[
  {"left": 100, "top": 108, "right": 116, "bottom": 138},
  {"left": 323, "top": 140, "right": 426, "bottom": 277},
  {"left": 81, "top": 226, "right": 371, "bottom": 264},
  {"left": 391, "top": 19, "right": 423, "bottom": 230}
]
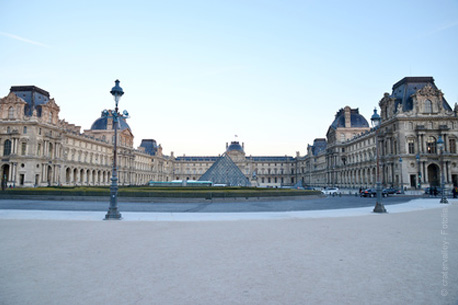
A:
[{"left": 1, "top": 0, "right": 457, "bottom": 157}]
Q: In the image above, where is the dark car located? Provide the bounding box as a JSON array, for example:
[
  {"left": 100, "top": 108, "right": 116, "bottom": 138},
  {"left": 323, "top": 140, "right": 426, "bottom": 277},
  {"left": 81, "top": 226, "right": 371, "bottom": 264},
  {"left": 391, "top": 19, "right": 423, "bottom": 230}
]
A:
[
  {"left": 360, "top": 188, "right": 388, "bottom": 197},
  {"left": 383, "top": 187, "right": 401, "bottom": 195},
  {"left": 424, "top": 187, "right": 442, "bottom": 196}
]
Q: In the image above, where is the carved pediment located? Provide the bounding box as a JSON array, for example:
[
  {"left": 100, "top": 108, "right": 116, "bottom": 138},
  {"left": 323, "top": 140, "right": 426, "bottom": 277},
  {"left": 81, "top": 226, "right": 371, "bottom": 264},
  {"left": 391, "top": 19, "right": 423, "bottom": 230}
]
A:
[
  {"left": 43, "top": 98, "right": 60, "bottom": 111},
  {"left": 1, "top": 92, "right": 27, "bottom": 105},
  {"left": 378, "top": 93, "right": 392, "bottom": 106},
  {"left": 121, "top": 128, "right": 134, "bottom": 138},
  {"left": 414, "top": 83, "right": 442, "bottom": 98}
]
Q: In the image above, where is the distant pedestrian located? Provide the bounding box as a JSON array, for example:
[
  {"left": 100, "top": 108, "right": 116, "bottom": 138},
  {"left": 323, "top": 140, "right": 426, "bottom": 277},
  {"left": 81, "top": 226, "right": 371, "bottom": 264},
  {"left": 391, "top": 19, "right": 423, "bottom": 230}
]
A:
[
  {"left": 453, "top": 186, "right": 458, "bottom": 198},
  {"left": 433, "top": 187, "right": 438, "bottom": 197}
]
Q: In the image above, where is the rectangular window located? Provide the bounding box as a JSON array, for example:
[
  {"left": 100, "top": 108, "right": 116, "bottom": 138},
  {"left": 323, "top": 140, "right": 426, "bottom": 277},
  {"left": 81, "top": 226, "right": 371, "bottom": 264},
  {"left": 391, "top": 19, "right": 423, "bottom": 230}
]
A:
[
  {"left": 21, "top": 142, "right": 27, "bottom": 155},
  {"left": 450, "top": 139, "right": 457, "bottom": 154},
  {"left": 37, "top": 144, "right": 41, "bottom": 156},
  {"left": 426, "top": 137, "right": 437, "bottom": 154},
  {"left": 408, "top": 140, "right": 415, "bottom": 154},
  {"left": 3, "top": 140, "right": 12, "bottom": 156}
]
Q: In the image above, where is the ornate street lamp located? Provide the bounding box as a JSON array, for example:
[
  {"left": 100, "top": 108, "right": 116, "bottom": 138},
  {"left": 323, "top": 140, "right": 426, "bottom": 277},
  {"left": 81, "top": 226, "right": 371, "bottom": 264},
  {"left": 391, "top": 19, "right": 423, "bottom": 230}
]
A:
[
  {"left": 104, "top": 80, "right": 129, "bottom": 220},
  {"left": 371, "top": 108, "right": 386, "bottom": 213},
  {"left": 399, "top": 157, "right": 404, "bottom": 194},
  {"left": 437, "top": 135, "right": 448, "bottom": 204}
]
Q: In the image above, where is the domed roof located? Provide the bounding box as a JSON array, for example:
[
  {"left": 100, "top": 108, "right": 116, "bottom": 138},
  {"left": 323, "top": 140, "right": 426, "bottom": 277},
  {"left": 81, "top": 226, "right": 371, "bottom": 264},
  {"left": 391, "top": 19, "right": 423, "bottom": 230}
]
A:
[
  {"left": 90, "top": 111, "right": 131, "bottom": 131},
  {"left": 227, "top": 141, "right": 244, "bottom": 152},
  {"left": 330, "top": 107, "right": 369, "bottom": 129}
]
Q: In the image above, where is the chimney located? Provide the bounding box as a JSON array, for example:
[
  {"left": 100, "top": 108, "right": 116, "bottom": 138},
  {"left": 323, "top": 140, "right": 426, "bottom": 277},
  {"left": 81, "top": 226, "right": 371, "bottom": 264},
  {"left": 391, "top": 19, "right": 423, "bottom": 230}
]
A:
[{"left": 344, "top": 106, "right": 351, "bottom": 127}]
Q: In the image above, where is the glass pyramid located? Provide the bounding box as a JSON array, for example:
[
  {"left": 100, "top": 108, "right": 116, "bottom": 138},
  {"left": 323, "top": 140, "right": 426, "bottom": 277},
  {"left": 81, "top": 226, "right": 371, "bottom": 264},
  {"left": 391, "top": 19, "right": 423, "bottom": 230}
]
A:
[{"left": 198, "top": 153, "right": 251, "bottom": 186}]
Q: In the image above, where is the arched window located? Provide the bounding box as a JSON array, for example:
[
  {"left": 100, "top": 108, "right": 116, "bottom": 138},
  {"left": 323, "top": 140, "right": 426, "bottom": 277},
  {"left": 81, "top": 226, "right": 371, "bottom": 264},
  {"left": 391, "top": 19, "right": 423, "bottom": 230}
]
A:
[
  {"left": 8, "top": 107, "right": 15, "bottom": 119},
  {"left": 3, "top": 140, "right": 12, "bottom": 156},
  {"left": 424, "top": 100, "right": 432, "bottom": 113},
  {"left": 426, "top": 136, "right": 437, "bottom": 154}
]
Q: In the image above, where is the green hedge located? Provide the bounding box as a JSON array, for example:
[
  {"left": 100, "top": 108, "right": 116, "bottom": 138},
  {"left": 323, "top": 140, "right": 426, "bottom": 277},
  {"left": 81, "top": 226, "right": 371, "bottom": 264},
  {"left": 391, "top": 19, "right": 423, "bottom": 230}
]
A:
[{"left": 0, "top": 186, "right": 320, "bottom": 198}]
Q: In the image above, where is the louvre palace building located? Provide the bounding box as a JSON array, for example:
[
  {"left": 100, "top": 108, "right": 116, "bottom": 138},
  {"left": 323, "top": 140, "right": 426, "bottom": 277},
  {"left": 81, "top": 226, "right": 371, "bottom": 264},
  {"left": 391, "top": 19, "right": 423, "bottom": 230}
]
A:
[{"left": 1, "top": 76, "right": 457, "bottom": 190}]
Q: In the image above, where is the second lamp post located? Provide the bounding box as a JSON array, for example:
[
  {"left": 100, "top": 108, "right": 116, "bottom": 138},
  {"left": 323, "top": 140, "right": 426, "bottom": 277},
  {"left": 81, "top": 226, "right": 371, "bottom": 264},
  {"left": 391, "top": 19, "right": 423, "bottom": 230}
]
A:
[
  {"left": 371, "top": 108, "right": 387, "bottom": 213},
  {"left": 437, "top": 135, "right": 448, "bottom": 204},
  {"left": 104, "top": 79, "right": 129, "bottom": 220}
]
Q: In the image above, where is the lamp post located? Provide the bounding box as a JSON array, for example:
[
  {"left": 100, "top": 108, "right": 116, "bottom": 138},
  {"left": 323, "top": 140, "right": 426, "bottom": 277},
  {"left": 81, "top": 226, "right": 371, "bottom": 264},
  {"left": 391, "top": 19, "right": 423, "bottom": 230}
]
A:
[
  {"left": 416, "top": 153, "right": 421, "bottom": 189},
  {"left": 399, "top": 157, "right": 405, "bottom": 194},
  {"left": 104, "top": 79, "right": 129, "bottom": 220},
  {"left": 437, "top": 135, "right": 448, "bottom": 204},
  {"left": 371, "top": 108, "right": 386, "bottom": 213}
]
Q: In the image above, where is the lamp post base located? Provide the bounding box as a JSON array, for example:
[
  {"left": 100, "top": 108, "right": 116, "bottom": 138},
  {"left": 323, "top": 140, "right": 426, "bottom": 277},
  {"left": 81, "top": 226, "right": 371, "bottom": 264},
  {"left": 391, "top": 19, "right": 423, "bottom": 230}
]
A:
[
  {"left": 104, "top": 209, "right": 122, "bottom": 220},
  {"left": 440, "top": 197, "right": 449, "bottom": 204},
  {"left": 373, "top": 202, "right": 387, "bottom": 213}
]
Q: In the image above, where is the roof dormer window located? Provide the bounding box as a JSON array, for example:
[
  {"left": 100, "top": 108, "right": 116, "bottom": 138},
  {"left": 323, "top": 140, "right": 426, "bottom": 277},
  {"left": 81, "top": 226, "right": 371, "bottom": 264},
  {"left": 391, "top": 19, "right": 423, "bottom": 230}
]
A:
[{"left": 424, "top": 100, "right": 432, "bottom": 113}]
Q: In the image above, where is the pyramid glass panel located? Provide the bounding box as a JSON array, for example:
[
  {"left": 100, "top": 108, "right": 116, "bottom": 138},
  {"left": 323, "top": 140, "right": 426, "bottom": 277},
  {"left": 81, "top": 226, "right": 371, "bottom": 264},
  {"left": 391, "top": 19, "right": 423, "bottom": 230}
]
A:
[{"left": 198, "top": 153, "right": 251, "bottom": 186}]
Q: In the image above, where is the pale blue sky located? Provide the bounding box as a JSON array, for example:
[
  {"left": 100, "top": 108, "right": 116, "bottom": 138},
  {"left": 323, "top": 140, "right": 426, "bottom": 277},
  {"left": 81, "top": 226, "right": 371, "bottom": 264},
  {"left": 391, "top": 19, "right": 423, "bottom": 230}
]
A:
[{"left": 1, "top": 0, "right": 457, "bottom": 156}]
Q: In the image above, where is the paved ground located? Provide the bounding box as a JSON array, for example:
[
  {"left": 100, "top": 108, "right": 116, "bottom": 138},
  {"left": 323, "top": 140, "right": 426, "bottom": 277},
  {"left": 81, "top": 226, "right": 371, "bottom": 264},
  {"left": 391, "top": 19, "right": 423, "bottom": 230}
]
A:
[
  {"left": 0, "top": 199, "right": 457, "bottom": 305},
  {"left": 0, "top": 195, "right": 422, "bottom": 213}
]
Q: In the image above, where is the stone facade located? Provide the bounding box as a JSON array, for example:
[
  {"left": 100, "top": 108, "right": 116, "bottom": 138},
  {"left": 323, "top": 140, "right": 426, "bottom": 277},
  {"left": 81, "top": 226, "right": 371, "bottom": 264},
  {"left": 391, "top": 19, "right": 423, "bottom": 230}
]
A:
[
  {"left": 1, "top": 77, "right": 457, "bottom": 189},
  {"left": 0, "top": 86, "right": 170, "bottom": 187},
  {"left": 298, "top": 77, "right": 458, "bottom": 190}
]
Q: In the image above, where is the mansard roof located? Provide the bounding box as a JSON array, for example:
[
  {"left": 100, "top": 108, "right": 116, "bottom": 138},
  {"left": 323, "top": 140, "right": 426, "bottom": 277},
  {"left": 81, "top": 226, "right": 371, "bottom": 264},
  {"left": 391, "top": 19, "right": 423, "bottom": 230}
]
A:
[
  {"left": 10, "top": 85, "right": 51, "bottom": 116},
  {"left": 139, "top": 139, "right": 158, "bottom": 156},
  {"left": 251, "top": 156, "right": 295, "bottom": 162},
  {"left": 390, "top": 76, "right": 452, "bottom": 112},
  {"left": 175, "top": 156, "right": 219, "bottom": 162},
  {"left": 311, "top": 138, "right": 327, "bottom": 156}
]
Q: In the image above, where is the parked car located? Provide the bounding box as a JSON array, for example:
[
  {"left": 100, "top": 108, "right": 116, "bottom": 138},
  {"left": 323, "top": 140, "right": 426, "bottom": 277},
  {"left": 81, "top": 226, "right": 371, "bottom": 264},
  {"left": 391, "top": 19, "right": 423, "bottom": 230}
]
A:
[
  {"left": 424, "top": 187, "right": 443, "bottom": 196},
  {"left": 360, "top": 188, "right": 388, "bottom": 197},
  {"left": 321, "top": 187, "right": 339, "bottom": 195},
  {"left": 383, "top": 187, "right": 401, "bottom": 195}
]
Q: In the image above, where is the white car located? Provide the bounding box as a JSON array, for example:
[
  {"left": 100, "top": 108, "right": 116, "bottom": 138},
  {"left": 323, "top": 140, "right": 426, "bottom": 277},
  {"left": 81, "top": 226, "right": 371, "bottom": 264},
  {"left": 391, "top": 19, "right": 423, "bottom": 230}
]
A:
[{"left": 321, "top": 187, "right": 339, "bottom": 195}]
